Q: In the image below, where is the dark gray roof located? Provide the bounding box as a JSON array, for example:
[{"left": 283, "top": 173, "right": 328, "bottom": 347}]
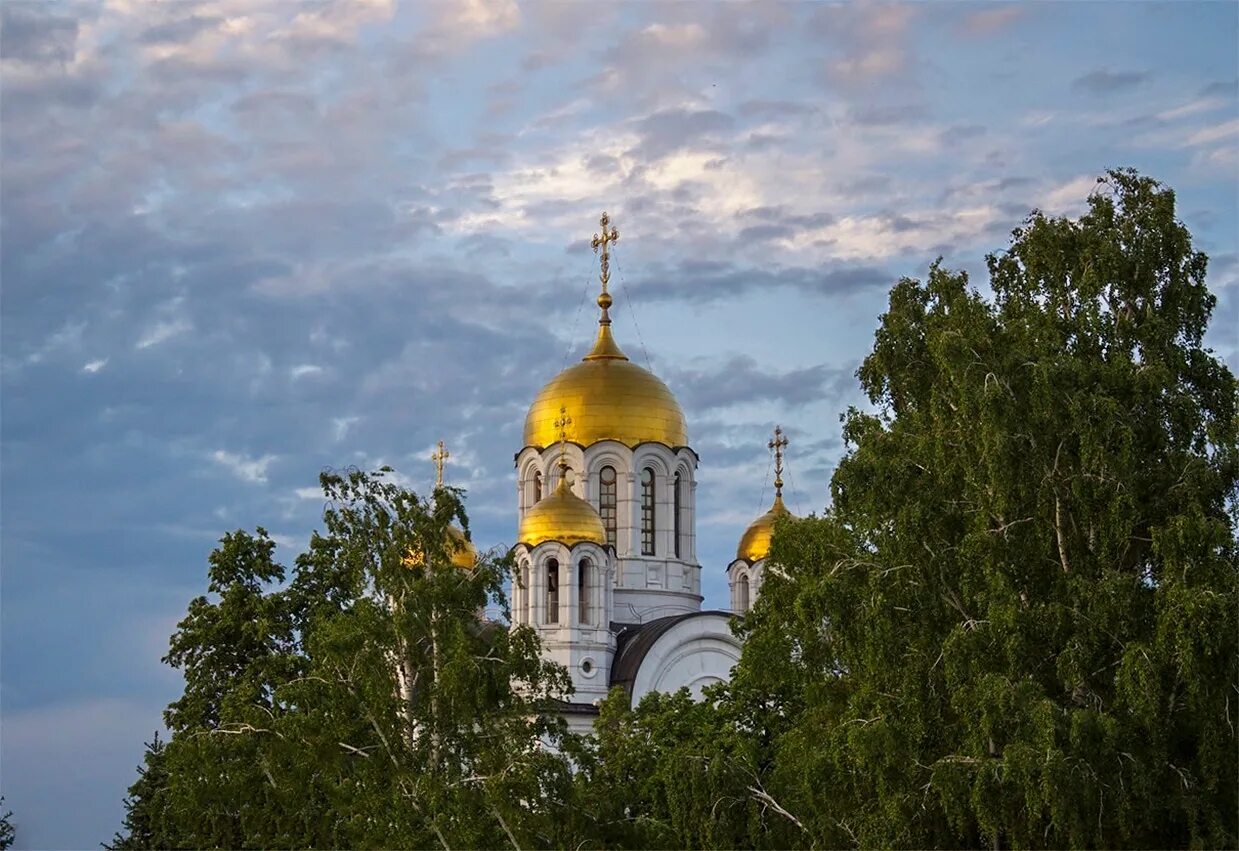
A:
[{"left": 609, "top": 610, "right": 733, "bottom": 698}]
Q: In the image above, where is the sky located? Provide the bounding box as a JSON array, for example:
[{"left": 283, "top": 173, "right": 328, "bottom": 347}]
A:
[{"left": 1, "top": 1, "right": 1236, "bottom": 846}]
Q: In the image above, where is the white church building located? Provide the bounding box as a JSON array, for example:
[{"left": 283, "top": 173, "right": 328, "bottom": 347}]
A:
[{"left": 494, "top": 214, "right": 795, "bottom": 730}]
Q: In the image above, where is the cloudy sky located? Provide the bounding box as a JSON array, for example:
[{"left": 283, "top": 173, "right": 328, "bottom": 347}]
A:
[{"left": 2, "top": 1, "right": 1236, "bottom": 846}]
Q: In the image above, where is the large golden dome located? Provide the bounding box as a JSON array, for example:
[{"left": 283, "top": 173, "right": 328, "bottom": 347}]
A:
[
  {"left": 523, "top": 323, "right": 688, "bottom": 449},
  {"left": 518, "top": 475, "right": 607, "bottom": 548},
  {"left": 736, "top": 494, "right": 792, "bottom": 562}
]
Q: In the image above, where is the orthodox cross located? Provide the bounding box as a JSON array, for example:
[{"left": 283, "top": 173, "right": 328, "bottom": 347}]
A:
[
  {"left": 769, "top": 426, "right": 788, "bottom": 498},
  {"left": 431, "top": 440, "right": 450, "bottom": 488},
  {"left": 590, "top": 212, "right": 619, "bottom": 323},
  {"left": 554, "top": 406, "right": 573, "bottom": 475}
]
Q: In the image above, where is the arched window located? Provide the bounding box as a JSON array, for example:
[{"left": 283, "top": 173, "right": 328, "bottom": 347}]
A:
[
  {"left": 578, "top": 558, "right": 591, "bottom": 625},
  {"left": 640, "top": 467, "right": 656, "bottom": 556},
  {"left": 520, "top": 562, "right": 529, "bottom": 624},
  {"left": 533, "top": 471, "right": 543, "bottom": 503},
  {"left": 674, "top": 471, "right": 683, "bottom": 559},
  {"left": 598, "top": 466, "right": 617, "bottom": 547},
  {"left": 737, "top": 574, "right": 750, "bottom": 613},
  {"left": 546, "top": 558, "right": 559, "bottom": 624}
]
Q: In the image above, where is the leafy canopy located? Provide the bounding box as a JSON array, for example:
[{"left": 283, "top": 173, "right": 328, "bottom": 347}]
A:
[{"left": 111, "top": 468, "right": 577, "bottom": 850}]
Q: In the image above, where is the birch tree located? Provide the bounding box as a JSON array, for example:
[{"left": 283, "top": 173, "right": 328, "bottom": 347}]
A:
[
  {"left": 730, "top": 169, "right": 1238, "bottom": 848},
  {"left": 112, "top": 468, "right": 575, "bottom": 849}
]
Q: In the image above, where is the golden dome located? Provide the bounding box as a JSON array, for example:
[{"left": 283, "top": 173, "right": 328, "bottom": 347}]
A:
[
  {"left": 445, "top": 525, "right": 477, "bottom": 569},
  {"left": 518, "top": 475, "right": 607, "bottom": 548},
  {"left": 736, "top": 495, "right": 793, "bottom": 562},
  {"left": 523, "top": 324, "right": 688, "bottom": 449},
  {"left": 403, "top": 526, "right": 477, "bottom": 570}
]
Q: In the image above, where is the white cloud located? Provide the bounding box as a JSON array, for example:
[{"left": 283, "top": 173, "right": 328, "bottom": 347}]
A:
[
  {"left": 211, "top": 449, "right": 277, "bottom": 483},
  {"left": 332, "top": 416, "right": 360, "bottom": 441},
  {"left": 135, "top": 318, "right": 192, "bottom": 350},
  {"left": 1157, "top": 97, "right": 1227, "bottom": 122},
  {"left": 82, "top": 358, "right": 108, "bottom": 373},
  {"left": 1040, "top": 175, "right": 1101, "bottom": 216},
  {"left": 1184, "top": 118, "right": 1238, "bottom": 147},
  {"left": 290, "top": 363, "right": 323, "bottom": 379}
]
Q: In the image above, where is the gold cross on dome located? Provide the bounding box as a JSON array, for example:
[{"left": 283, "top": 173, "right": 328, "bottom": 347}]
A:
[
  {"left": 590, "top": 212, "right": 619, "bottom": 322},
  {"left": 768, "top": 426, "right": 788, "bottom": 497},
  {"left": 431, "top": 440, "right": 450, "bottom": 488},
  {"left": 553, "top": 406, "right": 573, "bottom": 473}
]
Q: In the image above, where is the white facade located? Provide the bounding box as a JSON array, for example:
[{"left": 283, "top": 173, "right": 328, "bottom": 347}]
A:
[
  {"left": 512, "top": 443, "right": 741, "bottom": 720},
  {"left": 516, "top": 440, "right": 703, "bottom": 622}
]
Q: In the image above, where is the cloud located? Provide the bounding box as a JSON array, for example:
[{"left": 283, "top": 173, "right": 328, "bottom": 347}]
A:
[
  {"left": 82, "top": 358, "right": 108, "bottom": 374},
  {"left": 211, "top": 450, "right": 277, "bottom": 483},
  {"left": 627, "top": 261, "right": 888, "bottom": 305},
  {"left": 668, "top": 355, "right": 853, "bottom": 412},
  {"left": 955, "top": 6, "right": 1026, "bottom": 37},
  {"left": 0, "top": 5, "right": 79, "bottom": 65},
  {"left": 631, "top": 108, "right": 736, "bottom": 159},
  {"left": 813, "top": 3, "right": 920, "bottom": 89},
  {"left": 1072, "top": 69, "right": 1148, "bottom": 94},
  {"left": 1039, "top": 175, "right": 1102, "bottom": 216},
  {"left": 1183, "top": 118, "right": 1238, "bottom": 147},
  {"left": 290, "top": 363, "right": 324, "bottom": 379},
  {"left": 135, "top": 317, "right": 192, "bottom": 350}
]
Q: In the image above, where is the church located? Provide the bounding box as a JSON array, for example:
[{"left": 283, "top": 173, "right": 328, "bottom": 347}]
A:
[{"left": 472, "top": 214, "right": 797, "bottom": 732}]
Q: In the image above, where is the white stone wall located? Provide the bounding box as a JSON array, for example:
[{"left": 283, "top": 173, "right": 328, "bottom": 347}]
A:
[
  {"left": 628, "top": 613, "right": 741, "bottom": 702},
  {"left": 512, "top": 539, "right": 616, "bottom": 704}
]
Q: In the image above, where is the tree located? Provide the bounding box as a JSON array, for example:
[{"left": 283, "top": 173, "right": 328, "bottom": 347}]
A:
[
  {"left": 0, "top": 797, "right": 15, "bottom": 851},
  {"left": 104, "top": 735, "right": 170, "bottom": 850},
  {"left": 111, "top": 468, "right": 577, "bottom": 849},
  {"left": 729, "top": 169, "right": 1238, "bottom": 848}
]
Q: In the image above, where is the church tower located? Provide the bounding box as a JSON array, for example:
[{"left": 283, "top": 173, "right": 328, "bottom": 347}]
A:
[
  {"left": 512, "top": 213, "right": 737, "bottom": 723},
  {"left": 728, "top": 426, "right": 796, "bottom": 613}
]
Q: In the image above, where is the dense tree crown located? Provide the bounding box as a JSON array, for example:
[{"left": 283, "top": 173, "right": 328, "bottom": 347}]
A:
[{"left": 113, "top": 171, "right": 1236, "bottom": 849}]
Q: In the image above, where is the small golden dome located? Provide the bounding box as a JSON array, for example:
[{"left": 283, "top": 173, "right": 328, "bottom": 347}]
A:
[
  {"left": 404, "top": 526, "right": 476, "bottom": 570},
  {"left": 736, "top": 495, "right": 793, "bottom": 562},
  {"left": 518, "top": 475, "right": 606, "bottom": 548},
  {"left": 445, "top": 525, "right": 477, "bottom": 569},
  {"left": 523, "top": 324, "right": 688, "bottom": 449}
]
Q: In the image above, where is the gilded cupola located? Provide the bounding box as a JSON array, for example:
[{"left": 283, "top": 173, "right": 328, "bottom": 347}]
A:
[
  {"left": 736, "top": 427, "right": 797, "bottom": 562},
  {"left": 517, "top": 471, "right": 607, "bottom": 548},
  {"left": 407, "top": 440, "right": 477, "bottom": 569},
  {"left": 522, "top": 213, "right": 688, "bottom": 450},
  {"left": 518, "top": 406, "right": 607, "bottom": 548}
]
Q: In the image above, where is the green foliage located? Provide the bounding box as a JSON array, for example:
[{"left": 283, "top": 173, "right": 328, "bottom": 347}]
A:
[
  {"left": 111, "top": 468, "right": 577, "bottom": 849},
  {"left": 0, "top": 797, "right": 15, "bottom": 851},
  {"left": 111, "top": 171, "right": 1236, "bottom": 850},
  {"left": 104, "top": 735, "right": 170, "bottom": 851},
  {"left": 729, "top": 169, "right": 1239, "bottom": 848},
  {"left": 571, "top": 686, "right": 794, "bottom": 849}
]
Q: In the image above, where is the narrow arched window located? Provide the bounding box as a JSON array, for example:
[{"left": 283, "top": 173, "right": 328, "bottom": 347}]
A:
[
  {"left": 533, "top": 471, "right": 543, "bottom": 503},
  {"left": 674, "top": 471, "right": 683, "bottom": 559},
  {"left": 578, "top": 558, "right": 591, "bottom": 625},
  {"left": 546, "top": 558, "right": 559, "bottom": 624},
  {"left": 640, "top": 467, "right": 656, "bottom": 556},
  {"left": 520, "top": 562, "right": 530, "bottom": 624},
  {"left": 598, "top": 466, "right": 617, "bottom": 547},
  {"left": 737, "top": 574, "right": 750, "bottom": 613}
]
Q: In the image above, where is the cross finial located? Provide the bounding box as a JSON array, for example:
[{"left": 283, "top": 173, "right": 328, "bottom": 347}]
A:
[
  {"left": 590, "top": 212, "right": 619, "bottom": 326},
  {"left": 768, "top": 426, "right": 789, "bottom": 498},
  {"left": 431, "top": 440, "right": 450, "bottom": 488},
  {"left": 553, "top": 406, "right": 573, "bottom": 475}
]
